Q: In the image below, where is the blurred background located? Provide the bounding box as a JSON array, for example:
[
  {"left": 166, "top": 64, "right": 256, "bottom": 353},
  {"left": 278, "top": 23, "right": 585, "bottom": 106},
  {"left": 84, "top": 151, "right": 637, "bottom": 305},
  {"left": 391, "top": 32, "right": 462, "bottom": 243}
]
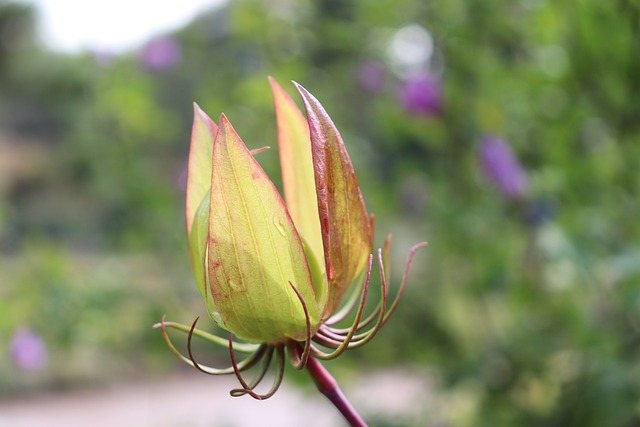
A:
[{"left": 1, "top": 0, "right": 639, "bottom": 426}]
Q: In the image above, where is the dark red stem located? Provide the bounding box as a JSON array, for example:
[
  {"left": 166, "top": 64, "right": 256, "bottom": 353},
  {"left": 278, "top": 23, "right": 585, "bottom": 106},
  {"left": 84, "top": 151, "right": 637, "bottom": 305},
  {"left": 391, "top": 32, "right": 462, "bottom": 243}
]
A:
[{"left": 303, "top": 352, "right": 367, "bottom": 427}]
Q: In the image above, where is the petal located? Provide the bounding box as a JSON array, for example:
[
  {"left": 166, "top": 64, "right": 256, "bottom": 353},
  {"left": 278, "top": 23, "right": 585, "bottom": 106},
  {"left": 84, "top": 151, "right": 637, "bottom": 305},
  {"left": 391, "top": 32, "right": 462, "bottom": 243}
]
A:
[
  {"left": 207, "top": 114, "right": 321, "bottom": 343},
  {"left": 186, "top": 104, "right": 217, "bottom": 236},
  {"left": 186, "top": 105, "right": 217, "bottom": 315},
  {"left": 294, "top": 83, "right": 372, "bottom": 316},
  {"left": 269, "top": 77, "right": 327, "bottom": 309}
]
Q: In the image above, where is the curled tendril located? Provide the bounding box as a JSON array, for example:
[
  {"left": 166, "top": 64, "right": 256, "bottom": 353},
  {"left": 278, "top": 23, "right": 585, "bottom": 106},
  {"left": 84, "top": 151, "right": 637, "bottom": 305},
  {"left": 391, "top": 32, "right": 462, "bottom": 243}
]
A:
[
  {"left": 312, "top": 240, "right": 427, "bottom": 357},
  {"left": 230, "top": 343, "right": 285, "bottom": 400},
  {"left": 155, "top": 239, "right": 426, "bottom": 399},
  {"left": 186, "top": 317, "right": 268, "bottom": 376},
  {"left": 155, "top": 315, "right": 266, "bottom": 376},
  {"left": 310, "top": 255, "right": 372, "bottom": 360},
  {"left": 288, "top": 281, "right": 313, "bottom": 369}
]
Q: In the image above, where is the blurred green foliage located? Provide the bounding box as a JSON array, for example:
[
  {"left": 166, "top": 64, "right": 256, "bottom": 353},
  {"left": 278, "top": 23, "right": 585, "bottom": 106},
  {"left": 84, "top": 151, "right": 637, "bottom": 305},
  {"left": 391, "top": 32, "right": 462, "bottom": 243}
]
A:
[{"left": 1, "top": 0, "right": 639, "bottom": 425}]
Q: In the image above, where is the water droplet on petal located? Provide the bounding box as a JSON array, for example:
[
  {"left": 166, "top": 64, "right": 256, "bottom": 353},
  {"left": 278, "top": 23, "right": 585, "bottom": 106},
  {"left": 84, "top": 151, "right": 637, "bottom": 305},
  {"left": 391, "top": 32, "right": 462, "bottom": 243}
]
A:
[{"left": 274, "top": 219, "right": 287, "bottom": 237}]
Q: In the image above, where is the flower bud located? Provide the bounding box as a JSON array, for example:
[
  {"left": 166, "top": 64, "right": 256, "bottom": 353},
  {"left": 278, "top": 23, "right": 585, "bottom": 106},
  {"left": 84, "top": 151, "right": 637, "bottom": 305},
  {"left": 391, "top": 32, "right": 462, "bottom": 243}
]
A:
[{"left": 185, "top": 79, "right": 372, "bottom": 343}]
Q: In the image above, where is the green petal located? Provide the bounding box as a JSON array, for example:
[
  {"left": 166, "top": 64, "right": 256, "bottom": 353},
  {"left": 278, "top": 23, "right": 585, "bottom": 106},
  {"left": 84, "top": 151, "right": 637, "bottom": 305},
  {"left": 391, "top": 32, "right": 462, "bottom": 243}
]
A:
[
  {"left": 189, "top": 193, "right": 220, "bottom": 325},
  {"left": 207, "top": 114, "right": 321, "bottom": 343},
  {"left": 187, "top": 104, "right": 217, "bottom": 236},
  {"left": 269, "top": 76, "right": 327, "bottom": 310},
  {"left": 186, "top": 105, "right": 218, "bottom": 318},
  {"left": 294, "top": 83, "right": 372, "bottom": 317}
]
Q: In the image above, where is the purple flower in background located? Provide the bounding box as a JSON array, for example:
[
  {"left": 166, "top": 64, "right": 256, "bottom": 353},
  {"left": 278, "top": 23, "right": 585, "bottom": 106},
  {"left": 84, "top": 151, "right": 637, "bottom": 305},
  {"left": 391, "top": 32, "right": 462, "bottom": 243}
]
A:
[
  {"left": 398, "top": 73, "right": 442, "bottom": 116},
  {"left": 10, "top": 328, "right": 48, "bottom": 371},
  {"left": 357, "top": 61, "right": 386, "bottom": 92},
  {"left": 480, "top": 135, "right": 528, "bottom": 199},
  {"left": 140, "top": 36, "right": 182, "bottom": 71}
]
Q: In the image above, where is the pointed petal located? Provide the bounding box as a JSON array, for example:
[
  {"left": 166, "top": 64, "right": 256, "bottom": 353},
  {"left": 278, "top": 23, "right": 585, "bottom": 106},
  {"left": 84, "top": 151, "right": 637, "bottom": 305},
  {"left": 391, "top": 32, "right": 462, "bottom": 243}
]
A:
[
  {"left": 269, "top": 78, "right": 325, "bottom": 269},
  {"left": 294, "top": 83, "right": 372, "bottom": 316},
  {"left": 186, "top": 105, "right": 217, "bottom": 316},
  {"left": 269, "top": 77, "right": 327, "bottom": 310},
  {"left": 207, "top": 114, "right": 320, "bottom": 343},
  {"left": 187, "top": 104, "right": 217, "bottom": 236}
]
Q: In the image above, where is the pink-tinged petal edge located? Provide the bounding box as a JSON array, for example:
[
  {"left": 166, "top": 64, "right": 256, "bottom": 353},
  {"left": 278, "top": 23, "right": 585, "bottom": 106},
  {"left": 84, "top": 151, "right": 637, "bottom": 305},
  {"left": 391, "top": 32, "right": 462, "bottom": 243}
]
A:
[{"left": 294, "top": 82, "right": 372, "bottom": 316}]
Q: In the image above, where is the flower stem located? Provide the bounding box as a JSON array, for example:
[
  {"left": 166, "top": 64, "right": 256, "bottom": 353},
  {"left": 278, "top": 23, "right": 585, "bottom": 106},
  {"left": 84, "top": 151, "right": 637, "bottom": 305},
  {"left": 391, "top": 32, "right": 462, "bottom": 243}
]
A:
[{"left": 304, "top": 354, "right": 367, "bottom": 427}]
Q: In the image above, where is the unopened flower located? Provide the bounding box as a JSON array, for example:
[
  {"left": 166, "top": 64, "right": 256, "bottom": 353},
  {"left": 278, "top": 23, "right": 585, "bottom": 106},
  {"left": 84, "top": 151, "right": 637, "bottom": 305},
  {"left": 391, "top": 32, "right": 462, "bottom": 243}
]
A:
[
  {"left": 10, "top": 328, "right": 48, "bottom": 371},
  {"left": 156, "top": 78, "right": 425, "bottom": 399},
  {"left": 398, "top": 73, "right": 442, "bottom": 116},
  {"left": 479, "top": 135, "right": 528, "bottom": 199}
]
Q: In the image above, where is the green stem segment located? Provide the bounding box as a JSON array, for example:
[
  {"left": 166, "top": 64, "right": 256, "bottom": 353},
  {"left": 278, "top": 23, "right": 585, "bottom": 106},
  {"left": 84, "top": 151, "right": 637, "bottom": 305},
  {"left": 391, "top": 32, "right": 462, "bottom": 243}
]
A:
[{"left": 300, "top": 347, "right": 367, "bottom": 427}]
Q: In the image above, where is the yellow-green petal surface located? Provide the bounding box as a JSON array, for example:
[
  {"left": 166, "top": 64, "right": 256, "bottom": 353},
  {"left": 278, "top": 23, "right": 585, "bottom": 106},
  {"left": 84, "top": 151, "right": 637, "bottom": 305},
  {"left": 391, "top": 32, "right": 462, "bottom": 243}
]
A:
[
  {"left": 269, "top": 77, "right": 327, "bottom": 310},
  {"left": 186, "top": 105, "right": 217, "bottom": 313},
  {"left": 187, "top": 104, "right": 216, "bottom": 236},
  {"left": 207, "top": 114, "right": 321, "bottom": 343}
]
